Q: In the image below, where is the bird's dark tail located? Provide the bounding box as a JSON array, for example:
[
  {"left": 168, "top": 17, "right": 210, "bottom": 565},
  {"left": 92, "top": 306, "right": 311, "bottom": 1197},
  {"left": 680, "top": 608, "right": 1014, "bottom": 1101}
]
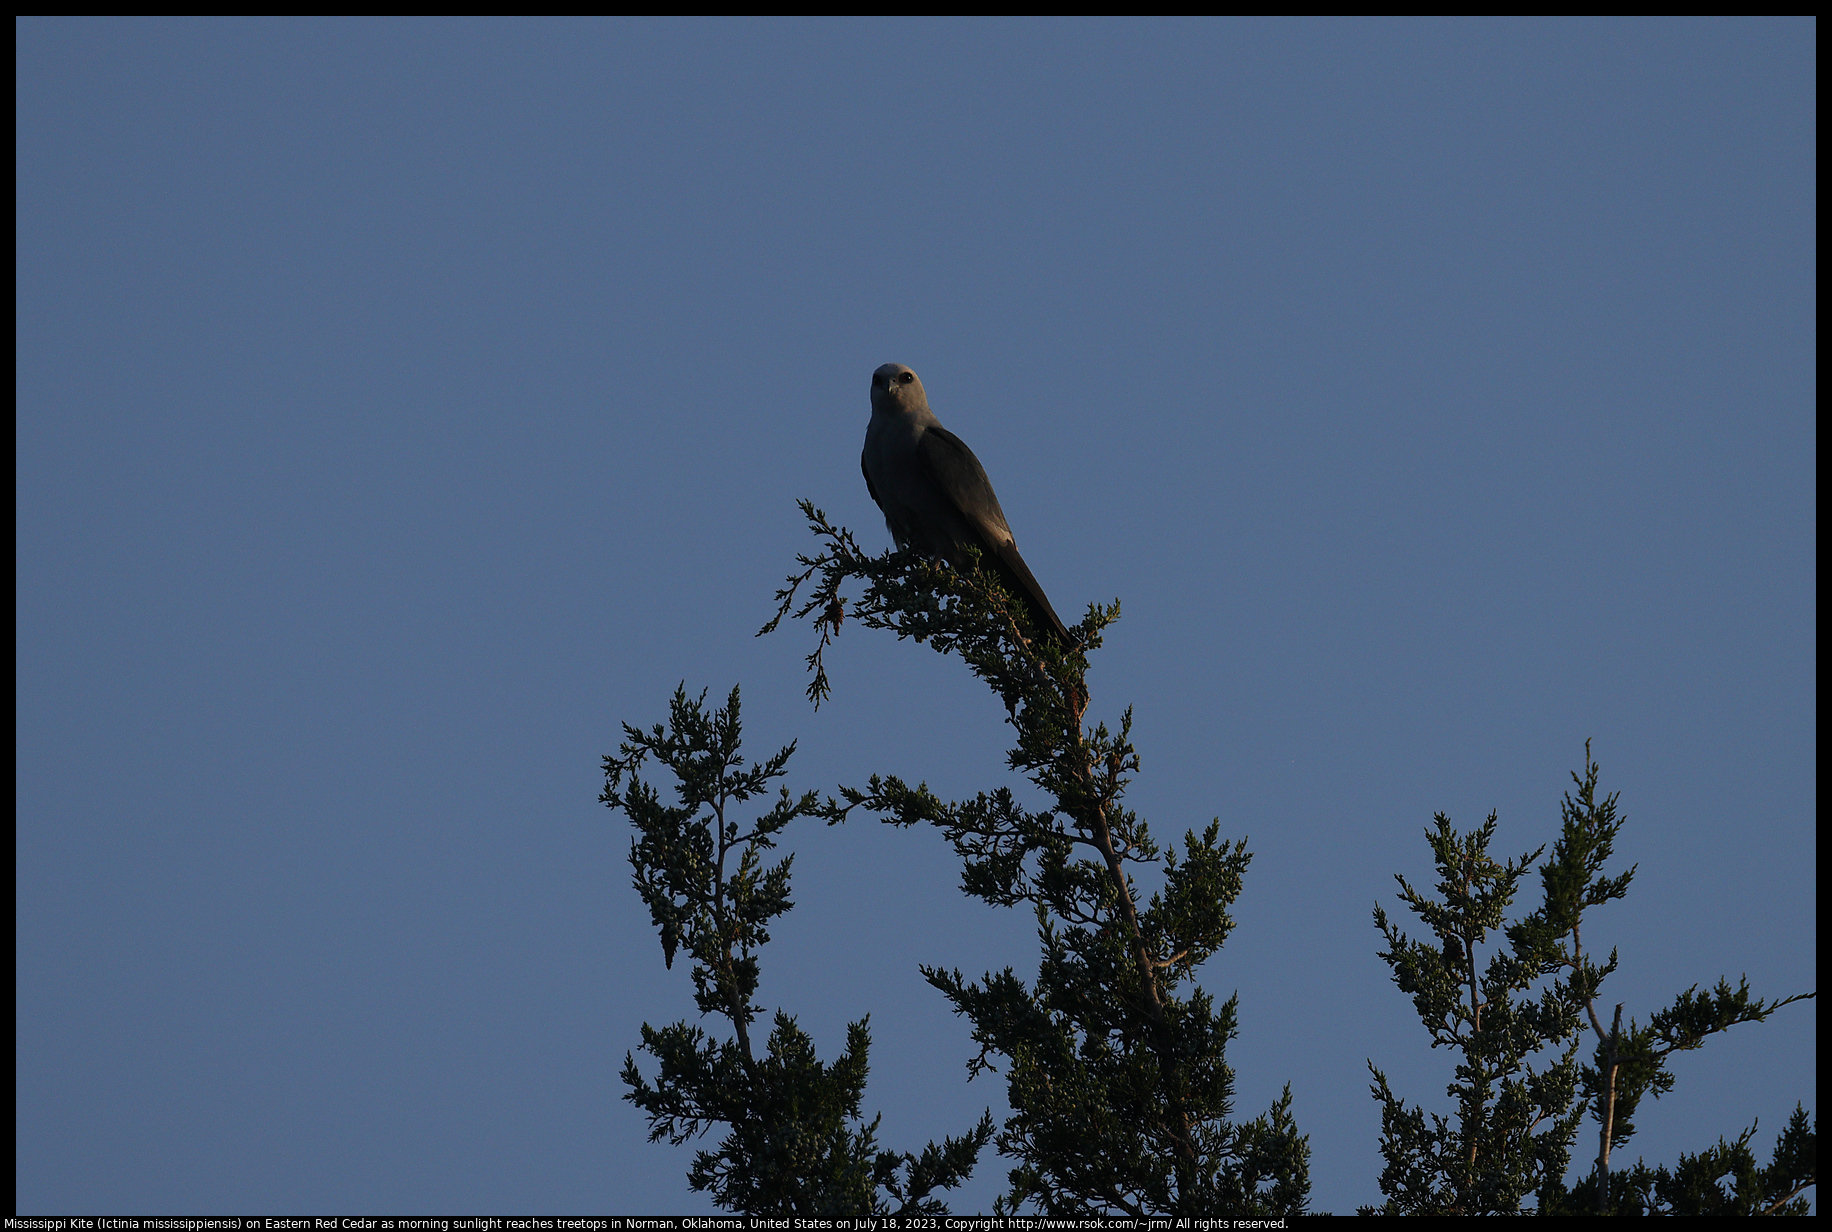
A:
[{"left": 992, "top": 543, "right": 1071, "bottom": 644}]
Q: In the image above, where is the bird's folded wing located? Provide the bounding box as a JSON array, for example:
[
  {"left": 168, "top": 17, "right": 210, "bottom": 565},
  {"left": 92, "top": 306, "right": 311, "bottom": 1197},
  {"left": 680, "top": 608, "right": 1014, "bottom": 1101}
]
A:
[
  {"left": 919, "top": 425, "right": 1069, "bottom": 640},
  {"left": 917, "top": 424, "right": 1014, "bottom": 540}
]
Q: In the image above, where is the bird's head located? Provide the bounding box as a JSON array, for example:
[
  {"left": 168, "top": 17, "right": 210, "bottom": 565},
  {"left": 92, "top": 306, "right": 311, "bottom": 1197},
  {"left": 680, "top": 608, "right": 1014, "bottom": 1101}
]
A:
[{"left": 870, "top": 363, "right": 930, "bottom": 417}]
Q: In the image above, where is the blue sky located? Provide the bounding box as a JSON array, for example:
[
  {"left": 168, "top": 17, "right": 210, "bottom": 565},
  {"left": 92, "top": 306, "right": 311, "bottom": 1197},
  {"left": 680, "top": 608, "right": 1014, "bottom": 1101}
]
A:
[{"left": 16, "top": 17, "right": 1815, "bottom": 1215}]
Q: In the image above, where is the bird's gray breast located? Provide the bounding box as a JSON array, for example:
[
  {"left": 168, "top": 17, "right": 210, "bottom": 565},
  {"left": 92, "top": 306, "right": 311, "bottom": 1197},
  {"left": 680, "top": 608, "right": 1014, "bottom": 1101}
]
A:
[{"left": 863, "top": 411, "right": 967, "bottom": 557}]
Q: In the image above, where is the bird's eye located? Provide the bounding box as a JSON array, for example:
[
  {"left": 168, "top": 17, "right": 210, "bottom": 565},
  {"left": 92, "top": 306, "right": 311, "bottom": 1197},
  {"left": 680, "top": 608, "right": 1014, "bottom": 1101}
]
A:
[{"left": 899, "top": 372, "right": 914, "bottom": 384}]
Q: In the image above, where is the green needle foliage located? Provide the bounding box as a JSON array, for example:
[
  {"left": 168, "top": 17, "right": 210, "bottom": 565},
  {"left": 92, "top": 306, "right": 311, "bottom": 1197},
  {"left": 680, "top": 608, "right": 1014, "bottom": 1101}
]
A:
[
  {"left": 604, "top": 684, "right": 994, "bottom": 1215},
  {"left": 764, "top": 501, "right": 1309, "bottom": 1218},
  {"left": 1366, "top": 744, "right": 1815, "bottom": 1215},
  {"left": 1575, "top": 1105, "right": 1817, "bottom": 1216},
  {"left": 1363, "top": 812, "right": 1583, "bottom": 1215}
]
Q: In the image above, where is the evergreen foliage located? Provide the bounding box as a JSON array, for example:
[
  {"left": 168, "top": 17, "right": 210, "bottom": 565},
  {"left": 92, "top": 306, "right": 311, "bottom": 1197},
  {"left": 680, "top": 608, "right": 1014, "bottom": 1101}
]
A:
[
  {"left": 1362, "top": 812, "right": 1583, "bottom": 1214},
  {"left": 765, "top": 501, "right": 1310, "bottom": 1217},
  {"left": 607, "top": 502, "right": 1811, "bottom": 1215},
  {"left": 604, "top": 684, "right": 993, "bottom": 1215},
  {"left": 1564, "top": 1104, "right": 1817, "bottom": 1216},
  {"left": 1366, "top": 744, "right": 1815, "bottom": 1214}
]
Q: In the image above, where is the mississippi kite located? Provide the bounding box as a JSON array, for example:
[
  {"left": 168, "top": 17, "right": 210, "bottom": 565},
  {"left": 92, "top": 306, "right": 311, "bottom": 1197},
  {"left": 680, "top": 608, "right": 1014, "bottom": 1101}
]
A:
[{"left": 861, "top": 363, "right": 1071, "bottom": 642}]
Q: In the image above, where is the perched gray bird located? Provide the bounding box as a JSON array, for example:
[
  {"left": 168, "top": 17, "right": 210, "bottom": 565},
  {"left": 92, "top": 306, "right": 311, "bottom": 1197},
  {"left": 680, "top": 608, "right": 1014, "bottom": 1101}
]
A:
[{"left": 861, "top": 363, "right": 1070, "bottom": 642}]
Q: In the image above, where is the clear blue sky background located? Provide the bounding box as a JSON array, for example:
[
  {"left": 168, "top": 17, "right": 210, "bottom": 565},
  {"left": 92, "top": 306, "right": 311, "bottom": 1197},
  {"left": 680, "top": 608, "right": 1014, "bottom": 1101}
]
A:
[{"left": 16, "top": 17, "right": 1815, "bottom": 1216}]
